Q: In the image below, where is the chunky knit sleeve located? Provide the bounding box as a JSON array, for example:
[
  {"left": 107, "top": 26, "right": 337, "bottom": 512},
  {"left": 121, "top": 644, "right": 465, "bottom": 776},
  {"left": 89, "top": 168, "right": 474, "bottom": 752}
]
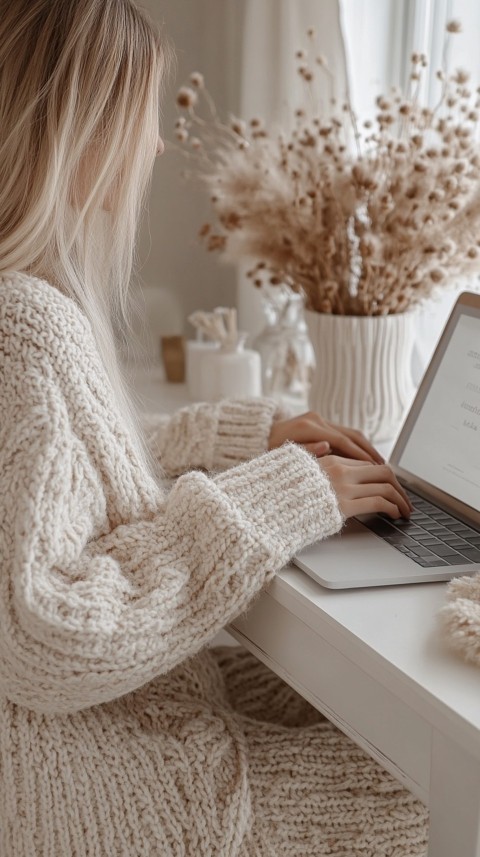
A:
[
  {"left": 141, "top": 398, "right": 287, "bottom": 476},
  {"left": 0, "top": 274, "right": 343, "bottom": 716}
]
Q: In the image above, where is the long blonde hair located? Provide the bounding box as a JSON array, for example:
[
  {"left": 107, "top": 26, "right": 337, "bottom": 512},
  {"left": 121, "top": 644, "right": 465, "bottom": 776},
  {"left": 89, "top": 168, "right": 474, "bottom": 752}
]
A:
[{"left": 0, "top": 0, "right": 171, "bottom": 477}]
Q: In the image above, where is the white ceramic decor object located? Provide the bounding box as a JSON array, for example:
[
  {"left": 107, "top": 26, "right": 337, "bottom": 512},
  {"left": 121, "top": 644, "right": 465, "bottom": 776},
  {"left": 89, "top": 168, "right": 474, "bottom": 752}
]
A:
[
  {"left": 305, "top": 310, "right": 417, "bottom": 443},
  {"left": 185, "top": 340, "right": 219, "bottom": 402},
  {"left": 200, "top": 335, "right": 261, "bottom": 402}
]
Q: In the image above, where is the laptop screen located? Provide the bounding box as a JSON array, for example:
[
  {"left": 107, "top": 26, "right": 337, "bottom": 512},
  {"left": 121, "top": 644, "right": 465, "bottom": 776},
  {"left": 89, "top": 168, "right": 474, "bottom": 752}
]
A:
[{"left": 396, "top": 308, "right": 480, "bottom": 513}]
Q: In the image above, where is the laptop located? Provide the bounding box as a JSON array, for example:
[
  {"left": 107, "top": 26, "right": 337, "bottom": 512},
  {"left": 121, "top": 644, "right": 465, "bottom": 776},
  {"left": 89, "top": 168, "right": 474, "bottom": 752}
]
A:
[{"left": 293, "top": 291, "right": 480, "bottom": 588}]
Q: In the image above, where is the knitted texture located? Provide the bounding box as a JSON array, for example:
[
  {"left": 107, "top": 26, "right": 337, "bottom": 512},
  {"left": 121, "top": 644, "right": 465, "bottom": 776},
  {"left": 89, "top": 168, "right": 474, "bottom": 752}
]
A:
[
  {"left": 439, "top": 574, "right": 480, "bottom": 665},
  {"left": 0, "top": 272, "right": 428, "bottom": 856},
  {"left": 216, "top": 648, "right": 429, "bottom": 856},
  {"left": 142, "top": 398, "right": 286, "bottom": 477}
]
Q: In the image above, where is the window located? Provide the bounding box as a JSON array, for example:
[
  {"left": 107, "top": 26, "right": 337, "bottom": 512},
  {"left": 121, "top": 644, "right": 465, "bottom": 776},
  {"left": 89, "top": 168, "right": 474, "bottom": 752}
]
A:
[{"left": 342, "top": 0, "right": 480, "bottom": 377}]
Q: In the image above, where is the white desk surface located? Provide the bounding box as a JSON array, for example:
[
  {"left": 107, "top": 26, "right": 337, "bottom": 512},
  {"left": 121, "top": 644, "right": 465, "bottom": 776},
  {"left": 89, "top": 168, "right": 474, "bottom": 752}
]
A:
[
  {"left": 269, "top": 567, "right": 480, "bottom": 755},
  {"left": 126, "top": 364, "right": 191, "bottom": 413}
]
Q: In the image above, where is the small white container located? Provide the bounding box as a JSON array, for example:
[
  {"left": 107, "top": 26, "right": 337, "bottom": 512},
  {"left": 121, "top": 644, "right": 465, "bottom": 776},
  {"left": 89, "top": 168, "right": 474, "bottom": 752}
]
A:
[
  {"left": 185, "top": 340, "right": 218, "bottom": 401},
  {"left": 200, "top": 335, "right": 262, "bottom": 401}
]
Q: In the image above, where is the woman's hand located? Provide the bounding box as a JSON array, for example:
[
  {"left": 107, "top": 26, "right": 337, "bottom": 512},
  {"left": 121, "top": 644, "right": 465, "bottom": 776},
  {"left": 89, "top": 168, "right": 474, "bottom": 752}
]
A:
[
  {"left": 320, "top": 455, "right": 413, "bottom": 520},
  {"left": 268, "top": 412, "right": 384, "bottom": 464}
]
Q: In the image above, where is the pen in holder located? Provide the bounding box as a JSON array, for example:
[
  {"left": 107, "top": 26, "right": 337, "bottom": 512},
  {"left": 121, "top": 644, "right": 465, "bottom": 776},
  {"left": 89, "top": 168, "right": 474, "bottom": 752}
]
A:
[{"left": 188, "top": 308, "right": 261, "bottom": 401}]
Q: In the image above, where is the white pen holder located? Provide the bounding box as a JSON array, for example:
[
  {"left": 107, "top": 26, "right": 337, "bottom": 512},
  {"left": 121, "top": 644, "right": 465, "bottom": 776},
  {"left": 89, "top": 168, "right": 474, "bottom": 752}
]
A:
[
  {"left": 200, "top": 338, "right": 262, "bottom": 402},
  {"left": 185, "top": 340, "right": 219, "bottom": 401}
]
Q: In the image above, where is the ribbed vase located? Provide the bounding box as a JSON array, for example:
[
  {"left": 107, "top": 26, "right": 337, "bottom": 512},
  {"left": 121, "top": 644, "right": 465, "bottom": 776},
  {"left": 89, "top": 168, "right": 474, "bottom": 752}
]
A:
[{"left": 305, "top": 310, "right": 417, "bottom": 443}]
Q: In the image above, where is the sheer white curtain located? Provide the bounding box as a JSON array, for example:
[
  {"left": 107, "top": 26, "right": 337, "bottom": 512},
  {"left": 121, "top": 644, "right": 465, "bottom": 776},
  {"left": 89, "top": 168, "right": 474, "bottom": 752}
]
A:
[
  {"left": 341, "top": 0, "right": 480, "bottom": 380},
  {"left": 404, "top": 0, "right": 480, "bottom": 380}
]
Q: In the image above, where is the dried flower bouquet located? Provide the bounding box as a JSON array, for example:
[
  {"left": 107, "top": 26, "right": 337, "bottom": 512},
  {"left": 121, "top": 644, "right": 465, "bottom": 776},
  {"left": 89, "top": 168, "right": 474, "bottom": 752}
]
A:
[{"left": 175, "top": 21, "right": 480, "bottom": 316}]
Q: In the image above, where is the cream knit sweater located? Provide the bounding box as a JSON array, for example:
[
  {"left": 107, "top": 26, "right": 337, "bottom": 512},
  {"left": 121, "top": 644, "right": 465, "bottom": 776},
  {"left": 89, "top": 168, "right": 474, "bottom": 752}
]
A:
[{"left": 0, "top": 272, "right": 428, "bottom": 856}]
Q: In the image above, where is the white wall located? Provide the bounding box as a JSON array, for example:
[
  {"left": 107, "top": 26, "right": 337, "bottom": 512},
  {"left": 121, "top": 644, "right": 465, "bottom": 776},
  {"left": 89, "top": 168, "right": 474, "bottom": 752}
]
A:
[
  {"left": 136, "top": 0, "right": 350, "bottom": 338},
  {"left": 136, "top": 0, "right": 243, "bottom": 335}
]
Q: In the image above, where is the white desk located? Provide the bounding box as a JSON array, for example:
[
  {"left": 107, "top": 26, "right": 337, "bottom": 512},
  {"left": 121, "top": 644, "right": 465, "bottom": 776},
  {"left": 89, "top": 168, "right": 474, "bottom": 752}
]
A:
[
  {"left": 132, "top": 368, "right": 480, "bottom": 857},
  {"left": 230, "top": 570, "right": 480, "bottom": 857}
]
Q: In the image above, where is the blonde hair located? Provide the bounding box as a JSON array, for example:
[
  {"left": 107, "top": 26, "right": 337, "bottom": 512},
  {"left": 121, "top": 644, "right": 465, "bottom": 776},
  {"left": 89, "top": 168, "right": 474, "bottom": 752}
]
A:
[{"left": 0, "top": 0, "right": 171, "bottom": 477}]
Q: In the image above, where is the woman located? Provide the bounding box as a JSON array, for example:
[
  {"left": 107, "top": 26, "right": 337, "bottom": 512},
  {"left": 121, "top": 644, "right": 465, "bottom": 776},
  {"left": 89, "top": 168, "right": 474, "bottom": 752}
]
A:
[{"left": 0, "top": 1, "right": 428, "bottom": 854}]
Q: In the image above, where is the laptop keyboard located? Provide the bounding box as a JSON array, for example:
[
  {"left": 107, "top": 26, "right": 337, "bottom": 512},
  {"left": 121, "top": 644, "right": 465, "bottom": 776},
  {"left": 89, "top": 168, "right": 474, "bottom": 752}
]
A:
[{"left": 362, "top": 490, "right": 480, "bottom": 567}]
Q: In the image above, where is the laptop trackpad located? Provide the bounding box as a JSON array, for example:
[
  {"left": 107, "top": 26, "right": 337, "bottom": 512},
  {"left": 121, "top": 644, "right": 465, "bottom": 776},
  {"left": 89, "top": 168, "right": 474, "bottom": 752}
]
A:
[
  {"left": 296, "top": 518, "right": 390, "bottom": 558},
  {"left": 293, "top": 518, "right": 447, "bottom": 589},
  {"left": 326, "top": 517, "right": 381, "bottom": 546}
]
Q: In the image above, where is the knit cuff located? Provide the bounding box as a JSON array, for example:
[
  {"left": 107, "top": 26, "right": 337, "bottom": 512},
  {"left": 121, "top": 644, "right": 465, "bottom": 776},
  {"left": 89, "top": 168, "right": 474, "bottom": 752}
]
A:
[
  {"left": 213, "top": 397, "right": 285, "bottom": 469},
  {"left": 214, "top": 442, "right": 344, "bottom": 564}
]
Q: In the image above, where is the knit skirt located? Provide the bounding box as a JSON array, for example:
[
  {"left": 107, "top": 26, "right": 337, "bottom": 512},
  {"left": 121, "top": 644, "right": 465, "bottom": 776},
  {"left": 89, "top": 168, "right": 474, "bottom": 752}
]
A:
[
  {"left": 1, "top": 646, "right": 428, "bottom": 857},
  {"left": 214, "top": 646, "right": 428, "bottom": 857}
]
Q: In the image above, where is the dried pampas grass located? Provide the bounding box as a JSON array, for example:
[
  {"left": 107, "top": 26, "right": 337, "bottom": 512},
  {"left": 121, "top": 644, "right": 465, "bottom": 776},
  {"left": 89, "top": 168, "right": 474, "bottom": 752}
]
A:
[{"left": 175, "top": 23, "right": 480, "bottom": 316}]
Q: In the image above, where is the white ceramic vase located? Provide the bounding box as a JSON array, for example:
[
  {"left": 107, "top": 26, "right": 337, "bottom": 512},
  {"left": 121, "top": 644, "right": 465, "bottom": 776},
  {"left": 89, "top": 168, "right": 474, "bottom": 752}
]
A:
[
  {"left": 305, "top": 310, "right": 417, "bottom": 443},
  {"left": 199, "top": 337, "right": 262, "bottom": 402}
]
